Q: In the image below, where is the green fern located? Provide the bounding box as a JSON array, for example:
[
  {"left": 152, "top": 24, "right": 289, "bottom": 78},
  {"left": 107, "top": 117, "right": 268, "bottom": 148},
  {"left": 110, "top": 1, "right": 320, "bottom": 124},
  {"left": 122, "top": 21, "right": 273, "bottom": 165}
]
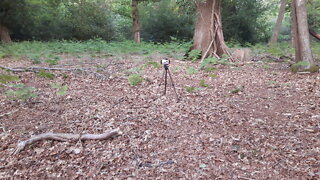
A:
[{"left": 5, "top": 84, "right": 37, "bottom": 101}]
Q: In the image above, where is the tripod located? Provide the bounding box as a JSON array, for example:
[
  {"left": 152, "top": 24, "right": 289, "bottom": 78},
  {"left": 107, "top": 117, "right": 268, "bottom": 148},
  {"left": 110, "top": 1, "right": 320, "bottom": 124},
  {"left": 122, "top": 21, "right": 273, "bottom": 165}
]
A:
[{"left": 160, "top": 64, "right": 179, "bottom": 102}]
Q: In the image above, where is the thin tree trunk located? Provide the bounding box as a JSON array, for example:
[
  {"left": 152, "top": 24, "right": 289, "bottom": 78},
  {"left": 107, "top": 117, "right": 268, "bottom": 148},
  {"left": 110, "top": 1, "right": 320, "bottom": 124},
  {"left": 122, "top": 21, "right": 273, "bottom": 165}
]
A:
[
  {"left": 291, "top": 0, "right": 299, "bottom": 60},
  {"left": 0, "top": 23, "right": 12, "bottom": 43},
  {"left": 192, "top": 0, "right": 230, "bottom": 61},
  {"left": 132, "top": 0, "right": 141, "bottom": 43},
  {"left": 269, "top": 0, "right": 287, "bottom": 45},
  {"left": 293, "top": 0, "right": 314, "bottom": 67}
]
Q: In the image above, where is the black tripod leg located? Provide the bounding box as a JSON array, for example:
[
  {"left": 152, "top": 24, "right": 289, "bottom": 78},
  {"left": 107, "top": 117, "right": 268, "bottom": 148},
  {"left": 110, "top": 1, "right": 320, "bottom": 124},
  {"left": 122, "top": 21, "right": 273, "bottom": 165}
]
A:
[
  {"left": 164, "top": 69, "right": 168, "bottom": 95},
  {"left": 159, "top": 69, "right": 165, "bottom": 86},
  {"left": 167, "top": 69, "right": 179, "bottom": 101}
]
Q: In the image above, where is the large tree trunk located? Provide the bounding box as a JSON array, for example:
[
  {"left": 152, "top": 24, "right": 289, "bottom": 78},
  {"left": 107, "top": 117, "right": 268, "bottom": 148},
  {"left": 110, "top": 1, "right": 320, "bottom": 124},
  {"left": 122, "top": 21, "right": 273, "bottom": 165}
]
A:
[
  {"left": 192, "top": 0, "right": 230, "bottom": 61},
  {"left": 292, "top": 0, "right": 314, "bottom": 68},
  {"left": 269, "top": 0, "right": 287, "bottom": 45},
  {"left": 0, "top": 23, "right": 11, "bottom": 43},
  {"left": 132, "top": 0, "right": 141, "bottom": 43}
]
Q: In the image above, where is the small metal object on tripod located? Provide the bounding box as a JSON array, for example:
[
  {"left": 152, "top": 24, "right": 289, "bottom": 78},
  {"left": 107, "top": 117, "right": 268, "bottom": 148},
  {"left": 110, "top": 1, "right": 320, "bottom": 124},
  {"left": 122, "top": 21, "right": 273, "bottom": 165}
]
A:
[{"left": 160, "top": 59, "right": 179, "bottom": 102}]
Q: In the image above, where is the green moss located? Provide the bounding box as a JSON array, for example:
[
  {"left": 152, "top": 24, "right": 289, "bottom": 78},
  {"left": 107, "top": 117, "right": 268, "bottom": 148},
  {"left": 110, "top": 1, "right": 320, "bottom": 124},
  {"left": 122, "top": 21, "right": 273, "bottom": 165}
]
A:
[
  {"left": 290, "top": 61, "right": 319, "bottom": 73},
  {"left": 307, "top": 65, "right": 319, "bottom": 73}
]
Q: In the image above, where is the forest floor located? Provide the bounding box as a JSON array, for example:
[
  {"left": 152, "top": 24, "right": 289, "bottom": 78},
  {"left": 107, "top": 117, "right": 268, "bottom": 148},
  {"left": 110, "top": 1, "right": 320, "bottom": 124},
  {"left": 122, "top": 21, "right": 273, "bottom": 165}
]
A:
[{"left": 0, "top": 50, "right": 319, "bottom": 179}]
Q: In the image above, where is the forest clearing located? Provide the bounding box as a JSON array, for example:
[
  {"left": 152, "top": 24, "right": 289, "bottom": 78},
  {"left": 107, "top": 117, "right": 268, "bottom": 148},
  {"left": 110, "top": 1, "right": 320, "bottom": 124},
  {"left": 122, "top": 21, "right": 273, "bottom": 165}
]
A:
[
  {"left": 0, "top": 41, "right": 319, "bottom": 179},
  {"left": 1, "top": 0, "right": 320, "bottom": 179}
]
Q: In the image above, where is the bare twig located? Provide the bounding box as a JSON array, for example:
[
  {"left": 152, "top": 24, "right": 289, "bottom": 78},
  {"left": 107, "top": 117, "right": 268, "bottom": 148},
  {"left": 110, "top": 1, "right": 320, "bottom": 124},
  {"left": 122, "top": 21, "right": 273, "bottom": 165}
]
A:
[{"left": 12, "top": 128, "right": 121, "bottom": 155}]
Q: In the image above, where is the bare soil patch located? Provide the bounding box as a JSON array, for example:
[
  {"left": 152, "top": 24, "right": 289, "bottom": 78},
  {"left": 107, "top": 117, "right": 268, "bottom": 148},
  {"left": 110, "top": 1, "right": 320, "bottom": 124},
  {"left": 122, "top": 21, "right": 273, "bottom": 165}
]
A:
[{"left": 0, "top": 56, "right": 319, "bottom": 179}]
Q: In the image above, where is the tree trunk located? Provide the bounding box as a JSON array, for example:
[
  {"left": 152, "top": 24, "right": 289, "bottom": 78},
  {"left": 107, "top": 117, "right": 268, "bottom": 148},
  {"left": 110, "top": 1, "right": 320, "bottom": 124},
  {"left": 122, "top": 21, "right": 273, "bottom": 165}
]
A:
[
  {"left": 132, "top": 0, "right": 141, "bottom": 43},
  {"left": 269, "top": 0, "right": 287, "bottom": 45},
  {"left": 192, "top": 0, "right": 230, "bottom": 61},
  {"left": 291, "top": 0, "right": 299, "bottom": 58},
  {"left": 292, "top": 0, "right": 314, "bottom": 67},
  {"left": 0, "top": 23, "right": 11, "bottom": 43}
]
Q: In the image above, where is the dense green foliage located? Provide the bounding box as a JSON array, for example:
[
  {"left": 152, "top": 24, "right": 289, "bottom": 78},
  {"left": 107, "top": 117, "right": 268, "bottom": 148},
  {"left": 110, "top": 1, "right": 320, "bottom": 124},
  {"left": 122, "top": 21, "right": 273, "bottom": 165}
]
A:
[
  {"left": 1, "top": 0, "right": 319, "bottom": 46},
  {"left": 0, "top": 0, "right": 274, "bottom": 44},
  {"left": 222, "top": 0, "right": 269, "bottom": 44},
  {"left": 140, "top": 0, "right": 194, "bottom": 42}
]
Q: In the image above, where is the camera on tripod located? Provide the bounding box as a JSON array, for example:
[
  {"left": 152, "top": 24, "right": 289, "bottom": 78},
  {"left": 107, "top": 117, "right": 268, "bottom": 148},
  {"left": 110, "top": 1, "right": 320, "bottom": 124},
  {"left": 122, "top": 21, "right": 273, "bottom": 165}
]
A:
[
  {"left": 159, "top": 58, "right": 179, "bottom": 102},
  {"left": 160, "top": 59, "right": 170, "bottom": 65}
]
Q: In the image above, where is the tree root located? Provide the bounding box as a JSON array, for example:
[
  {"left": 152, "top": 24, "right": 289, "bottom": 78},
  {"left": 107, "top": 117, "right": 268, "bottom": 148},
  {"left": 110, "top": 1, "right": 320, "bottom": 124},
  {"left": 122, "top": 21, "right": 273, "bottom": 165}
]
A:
[{"left": 12, "top": 128, "right": 121, "bottom": 155}]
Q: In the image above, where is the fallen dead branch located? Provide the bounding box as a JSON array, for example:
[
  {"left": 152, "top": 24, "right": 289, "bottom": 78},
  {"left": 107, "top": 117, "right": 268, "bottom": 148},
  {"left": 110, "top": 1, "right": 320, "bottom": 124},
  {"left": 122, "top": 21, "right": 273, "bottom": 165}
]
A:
[
  {"left": 0, "top": 109, "right": 19, "bottom": 118},
  {"left": 0, "top": 65, "right": 107, "bottom": 78},
  {"left": 12, "top": 128, "right": 121, "bottom": 155}
]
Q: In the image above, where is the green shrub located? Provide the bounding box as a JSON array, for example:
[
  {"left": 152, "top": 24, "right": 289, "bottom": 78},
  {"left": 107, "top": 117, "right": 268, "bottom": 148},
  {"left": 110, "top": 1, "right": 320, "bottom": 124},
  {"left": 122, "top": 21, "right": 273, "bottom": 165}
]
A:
[
  {"left": 140, "top": 0, "right": 194, "bottom": 42},
  {"left": 186, "top": 49, "right": 201, "bottom": 62},
  {"left": 128, "top": 74, "right": 144, "bottom": 86}
]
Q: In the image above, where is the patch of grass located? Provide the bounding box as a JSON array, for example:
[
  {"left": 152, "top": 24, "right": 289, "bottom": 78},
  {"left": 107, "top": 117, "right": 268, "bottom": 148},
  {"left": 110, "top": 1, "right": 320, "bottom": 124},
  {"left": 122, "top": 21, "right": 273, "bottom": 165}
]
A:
[
  {"left": 145, "top": 61, "right": 161, "bottom": 69},
  {"left": 204, "top": 67, "right": 217, "bottom": 72},
  {"left": 199, "top": 79, "right": 209, "bottom": 87},
  {"left": 186, "top": 67, "right": 198, "bottom": 75},
  {"left": 208, "top": 74, "right": 218, "bottom": 78},
  {"left": 46, "top": 59, "right": 59, "bottom": 65},
  {"left": 262, "top": 64, "right": 271, "bottom": 69},
  {"left": 185, "top": 86, "right": 197, "bottom": 93},
  {"left": 128, "top": 74, "right": 144, "bottom": 86},
  {"left": 51, "top": 83, "right": 68, "bottom": 96},
  {"left": 252, "top": 42, "right": 294, "bottom": 57},
  {"left": 0, "top": 40, "right": 191, "bottom": 61},
  {"left": 0, "top": 74, "right": 20, "bottom": 85},
  {"left": 61, "top": 73, "right": 69, "bottom": 79},
  {"left": 5, "top": 84, "right": 37, "bottom": 101},
  {"left": 95, "top": 64, "right": 106, "bottom": 72},
  {"left": 230, "top": 87, "right": 242, "bottom": 94},
  {"left": 129, "top": 66, "right": 143, "bottom": 73},
  {"left": 37, "top": 71, "right": 55, "bottom": 79},
  {"left": 200, "top": 55, "right": 229, "bottom": 70},
  {"left": 268, "top": 80, "right": 277, "bottom": 85}
]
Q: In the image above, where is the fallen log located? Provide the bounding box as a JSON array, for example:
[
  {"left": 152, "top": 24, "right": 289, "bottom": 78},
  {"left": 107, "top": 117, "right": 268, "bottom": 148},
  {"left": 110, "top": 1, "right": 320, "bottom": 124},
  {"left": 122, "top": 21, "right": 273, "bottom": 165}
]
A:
[
  {"left": 0, "top": 65, "right": 107, "bottom": 78},
  {"left": 309, "top": 28, "right": 320, "bottom": 41},
  {"left": 12, "top": 128, "right": 121, "bottom": 155}
]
